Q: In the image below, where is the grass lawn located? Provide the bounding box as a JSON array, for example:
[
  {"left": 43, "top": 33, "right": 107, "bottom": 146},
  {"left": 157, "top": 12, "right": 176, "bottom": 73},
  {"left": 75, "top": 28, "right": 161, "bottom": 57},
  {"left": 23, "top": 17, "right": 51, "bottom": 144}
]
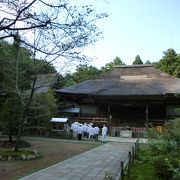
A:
[
  {"left": 124, "top": 144, "right": 157, "bottom": 180},
  {"left": 0, "top": 137, "right": 102, "bottom": 180},
  {"left": 126, "top": 160, "right": 156, "bottom": 180}
]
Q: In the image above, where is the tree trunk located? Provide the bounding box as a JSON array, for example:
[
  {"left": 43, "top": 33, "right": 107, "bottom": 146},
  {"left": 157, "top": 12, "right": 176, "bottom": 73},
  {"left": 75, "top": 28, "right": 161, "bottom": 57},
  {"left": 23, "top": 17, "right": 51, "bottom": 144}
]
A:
[
  {"left": 8, "top": 126, "right": 13, "bottom": 142},
  {"left": 9, "top": 133, "right": 12, "bottom": 142},
  {"left": 14, "top": 124, "right": 22, "bottom": 152}
]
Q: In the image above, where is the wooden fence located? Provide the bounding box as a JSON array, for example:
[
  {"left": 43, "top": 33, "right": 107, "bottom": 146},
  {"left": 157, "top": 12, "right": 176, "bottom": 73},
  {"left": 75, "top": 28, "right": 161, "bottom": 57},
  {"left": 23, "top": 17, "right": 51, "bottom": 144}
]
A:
[{"left": 119, "top": 139, "right": 139, "bottom": 180}]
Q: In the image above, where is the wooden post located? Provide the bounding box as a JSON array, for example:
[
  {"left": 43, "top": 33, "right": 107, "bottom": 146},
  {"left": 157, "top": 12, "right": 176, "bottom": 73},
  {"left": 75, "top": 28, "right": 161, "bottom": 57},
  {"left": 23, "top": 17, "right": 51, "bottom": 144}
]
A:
[
  {"left": 132, "top": 146, "right": 135, "bottom": 159},
  {"left": 164, "top": 102, "right": 167, "bottom": 122},
  {"left": 135, "top": 140, "right": 138, "bottom": 158},
  {"left": 145, "top": 103, "right": 149, "bottom": 127},
  {"left": 128, "top": 151, "right": 132, "bottom": 179},
  {"left": 108, "top": 105, "right": 112, "bottom": 125},
  {"left": 121, "top": 161, "right": 124, "bottom": 180},
  {"left": 135, "top": 142, "right": 136, "bottom": 158}
]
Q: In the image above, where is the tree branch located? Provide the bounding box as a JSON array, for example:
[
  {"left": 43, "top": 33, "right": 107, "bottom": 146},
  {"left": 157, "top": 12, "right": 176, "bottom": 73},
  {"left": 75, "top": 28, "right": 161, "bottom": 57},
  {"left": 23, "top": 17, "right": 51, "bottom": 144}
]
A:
[{"left": 0, "top": 0, "right": 37, "bottom": 31}]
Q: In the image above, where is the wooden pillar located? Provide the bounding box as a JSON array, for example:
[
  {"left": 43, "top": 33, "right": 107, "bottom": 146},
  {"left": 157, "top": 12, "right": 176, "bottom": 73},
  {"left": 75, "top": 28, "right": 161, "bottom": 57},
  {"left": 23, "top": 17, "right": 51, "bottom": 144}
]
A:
[
  {"left": 163, "top": 101, "right": 167, "bottom": 122},
  {"left": 108, "top": 105, "right": 112, "bottom": 125},
  {"left": 145, "top": 103, "right": 149, "bottom": 125}
]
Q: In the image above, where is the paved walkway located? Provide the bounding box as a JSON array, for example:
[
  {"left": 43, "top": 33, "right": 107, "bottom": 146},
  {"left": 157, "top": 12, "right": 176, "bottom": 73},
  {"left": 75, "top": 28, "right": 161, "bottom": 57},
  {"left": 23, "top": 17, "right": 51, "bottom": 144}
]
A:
[{"left": 20, "top": 141, "right": 135, "bottom": 180}]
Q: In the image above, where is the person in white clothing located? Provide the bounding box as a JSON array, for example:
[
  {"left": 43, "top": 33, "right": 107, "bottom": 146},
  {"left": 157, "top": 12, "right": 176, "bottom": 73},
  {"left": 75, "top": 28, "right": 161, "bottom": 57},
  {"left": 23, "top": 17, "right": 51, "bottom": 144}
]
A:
[
  {"left": 83, "top": 123, "right": 89, "bottom": 139},
  {"left": 77, "top": 124, "right": 84, "bottom": 141},
  {"left": 102, "top": 124, "right": 108, "bottom": 143},
  {"left": 71, "top": 122, "right": 78, "bottom": 139},
  {"left": 94, "top": 126, "right": 100, "bottom": 141},
  {"left": 88, "top": 124, "right": 94, "bottom": 141}
]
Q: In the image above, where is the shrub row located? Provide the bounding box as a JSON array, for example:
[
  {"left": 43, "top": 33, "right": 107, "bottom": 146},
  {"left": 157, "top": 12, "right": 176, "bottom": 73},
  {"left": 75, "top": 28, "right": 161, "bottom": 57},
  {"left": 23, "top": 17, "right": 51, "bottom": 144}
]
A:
[{"left": 0, "top": 149, "right": 42, "bottom": 161}]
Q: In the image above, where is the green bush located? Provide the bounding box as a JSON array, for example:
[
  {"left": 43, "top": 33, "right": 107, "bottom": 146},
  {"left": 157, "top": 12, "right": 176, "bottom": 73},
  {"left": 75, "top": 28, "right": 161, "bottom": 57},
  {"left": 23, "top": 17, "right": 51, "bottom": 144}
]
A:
[
  {"left": 147, "top": 119, "right": 180, "bottom": 180},
  {"left": 172, "top": 171, "right": 180, "bottom": 180},
  {"left": 135, "top": 145, "right": 152, "bottom": 163},
  {"left": 0, "top": 149, "right": 42, "bottom": 161},
  {"left": 125, "top": 144, "right": 156, "bottom": 180},
  {"left": 153, "top": 155, "right": 179, "bottom": 179},
  {"left": 163, "top": 118, "right": 180, "bottom": 145}
]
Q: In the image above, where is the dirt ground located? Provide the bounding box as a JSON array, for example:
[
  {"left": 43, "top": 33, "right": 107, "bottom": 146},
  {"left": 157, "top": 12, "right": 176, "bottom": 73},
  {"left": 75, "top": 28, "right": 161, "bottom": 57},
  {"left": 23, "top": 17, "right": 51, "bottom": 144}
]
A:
[{"left": 0, "top": 137, "right": 101, "bottom": 180}]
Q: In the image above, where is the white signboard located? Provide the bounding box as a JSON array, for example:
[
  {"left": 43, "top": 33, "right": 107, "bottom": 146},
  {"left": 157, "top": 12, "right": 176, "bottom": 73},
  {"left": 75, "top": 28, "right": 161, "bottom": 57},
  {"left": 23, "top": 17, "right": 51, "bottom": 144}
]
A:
[{"left": 50, "top": 118, "right": 68, "bottom": 123}]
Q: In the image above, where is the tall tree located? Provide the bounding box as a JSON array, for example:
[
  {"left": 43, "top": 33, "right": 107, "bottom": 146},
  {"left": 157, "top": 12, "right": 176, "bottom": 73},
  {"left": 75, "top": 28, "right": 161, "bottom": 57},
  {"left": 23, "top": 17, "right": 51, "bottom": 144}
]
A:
[
  {"left": 73, "top": 64, "right": 101, "bottom": 84},
  {"left": 61, "top": 73, "right": 76, "bottom": 88},
  {"left": 101, "top": 56, "right": 125, "bottom": 72},
  {"left": 0, "top": 40, "right": 32, "bottom": 139},
  {"left": 55, "top": 64, "right": 101, "bottom": 88},
  {"left": 0, "top": 41, "right": 12, "bottom": 92},
  {"left": 155, "top": 49, "right": 180, "bottom": 78},
  {"left": 145, "top": 60, "right": 151, "bottom": 64},
  {"left": 0, "top": 0, "right": 107, "bottom": 65},
  {"left": 1, "top": 96, "right": 24, "bottom": 142},
  {"left": 133, "top": 55, "right": 143, "bottom": 64},
  {"left": 0, "top": 1, "right": 107, "bottom": 150},
  {"left": 27, "top": 88, "right": 58, "bottom": 135},
  {"left": 33, "top": 59, "right": 57, "bottom": 75},
  {"left": 1, "top": 39, "right": 34, "bottom": 93},
  {"left": 0, "top": 40, "right": 59, "bottom": 140}
]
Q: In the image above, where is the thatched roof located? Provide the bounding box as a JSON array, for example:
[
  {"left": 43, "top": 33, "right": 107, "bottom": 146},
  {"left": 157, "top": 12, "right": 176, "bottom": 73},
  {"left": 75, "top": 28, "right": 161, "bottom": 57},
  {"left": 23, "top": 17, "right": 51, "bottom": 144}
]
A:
[
  {"left": 0, "top": 74, "right": 58, "bottom": 97},
  {"left": 34, "top": 74, "right": 58, "bottom": 93},
  {"left": 55, "top": 65, "right": 180, "bottom": 98}
]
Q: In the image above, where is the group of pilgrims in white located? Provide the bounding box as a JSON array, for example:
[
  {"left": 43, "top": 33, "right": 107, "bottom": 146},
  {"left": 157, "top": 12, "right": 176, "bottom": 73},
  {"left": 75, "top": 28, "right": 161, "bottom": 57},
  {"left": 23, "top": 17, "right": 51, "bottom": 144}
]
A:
[{"left": 63, "top": 122, "right": 108, "bottom": 142}]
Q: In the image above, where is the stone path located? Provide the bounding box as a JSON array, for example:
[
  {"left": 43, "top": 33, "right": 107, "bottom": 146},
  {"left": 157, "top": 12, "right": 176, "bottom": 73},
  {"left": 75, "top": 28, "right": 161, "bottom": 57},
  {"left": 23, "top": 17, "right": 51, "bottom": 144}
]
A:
[{"left": 20, "top": 141, "right": 134, "bottom": 180}]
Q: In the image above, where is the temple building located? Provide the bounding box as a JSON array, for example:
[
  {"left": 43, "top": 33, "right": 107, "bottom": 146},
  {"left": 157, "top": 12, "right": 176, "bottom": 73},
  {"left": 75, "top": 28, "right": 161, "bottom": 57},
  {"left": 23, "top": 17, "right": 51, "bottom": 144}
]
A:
[{"left": 55, "top": 65, "right": 180, "bottom": 137}]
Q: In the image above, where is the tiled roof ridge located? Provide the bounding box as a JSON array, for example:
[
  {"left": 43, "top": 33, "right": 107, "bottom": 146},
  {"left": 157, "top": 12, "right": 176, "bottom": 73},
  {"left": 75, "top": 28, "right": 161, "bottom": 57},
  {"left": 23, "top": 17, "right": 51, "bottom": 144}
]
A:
[{"left": 113, "top": 64, "right": 153, "bottom": 68}]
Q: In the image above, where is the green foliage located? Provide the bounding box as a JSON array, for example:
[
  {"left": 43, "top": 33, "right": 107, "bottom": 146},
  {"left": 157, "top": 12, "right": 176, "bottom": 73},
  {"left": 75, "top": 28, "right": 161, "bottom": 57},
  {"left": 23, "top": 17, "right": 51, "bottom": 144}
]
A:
[
  {"left": 0, "top": 40, "right": 57, "bottom": 92},
  {"left": 0, "top": 149, "right": 33, "bottom": 156},
  {"left": 26, "top": 88, "right": 58, "bottom": 135},
  {"left": 145, "top": 60, "right": 151, "bottom": 64},
  {"left": 135, "top": 145, "right": 152, "bottom": 162},
  {"left": 0, "top": 41, "right": 13, "bottom": 87},
  {"left": 33, "top": 60, "right": 57, "bottom": 74},
  {"left": 153, "top": 155, "right": 179, "bottom": 179},
  {"left": 147, "top": 119, "right": 180, "bottom": 179},
  {"left": 56, "top": 57, "right": 125, "bottom": 88},
  {"left": 1, "top": 1, "right": 108, "bottom": 72},
  {"left": 0, "top": 0, "right": 108, "bottom": 150},
  {"left": 101, "top": 56, "right": 125, "bottom": 72},
  {"left": 56, "top": 64, "right": 101, "bottom": 88},
  {"left": 133, "top": 55, "right": 143, "bottom": 64},
  {"left": 163, "top": 118, "right": 180, "bottom": 144},
  {"left": 0, "top": 40, "right": 58, "bottom": 138},
  {"left": 155, "top": 48, "right": 180, "bottom": 78},
  {"left": 0, "top": 95, "right": 24, "bottom": 139},
  {"left": 0, "top": 149, "right": 42, "bottom": 160},
  {"left": 172, "top": 171, "right": 180, "bottom": 180},
  {"left": 63, "top": 73, "right": 77, "bottom": 87},
  {"left": 127, "top": 162, "right": 155, "bottom": 180},
  {"left": 125, "top": 145, "right": 156, "bottom": 180},
  {"left": 0, "top": 40, "right": 33, "bottom": 92},
  {"left": 73, "top": 64, "right": 101, "bottom": 83}
]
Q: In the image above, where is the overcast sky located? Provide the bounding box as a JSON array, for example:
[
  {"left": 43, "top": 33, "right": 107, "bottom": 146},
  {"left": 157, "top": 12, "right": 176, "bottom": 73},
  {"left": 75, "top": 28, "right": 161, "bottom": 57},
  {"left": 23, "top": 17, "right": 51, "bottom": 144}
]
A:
[{"left": 82, "top": 0, "right": 180, "bottom": 68}]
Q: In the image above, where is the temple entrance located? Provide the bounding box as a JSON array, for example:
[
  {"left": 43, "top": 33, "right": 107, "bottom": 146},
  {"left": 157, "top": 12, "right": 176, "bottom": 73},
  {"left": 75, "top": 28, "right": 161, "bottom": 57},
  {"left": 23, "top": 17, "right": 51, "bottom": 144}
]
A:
[{"left": 108, "top": 103, "right": 165, "bottom": 126}]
